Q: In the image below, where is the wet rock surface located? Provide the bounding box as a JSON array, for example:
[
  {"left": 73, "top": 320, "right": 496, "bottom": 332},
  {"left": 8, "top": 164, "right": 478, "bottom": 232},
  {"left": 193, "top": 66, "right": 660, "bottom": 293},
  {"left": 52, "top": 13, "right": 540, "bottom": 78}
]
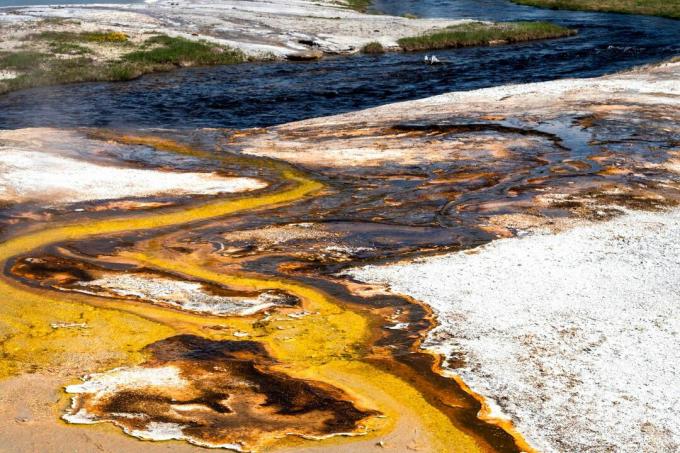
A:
[{"left": 1, "top": 129, "right": 525, "bottom": 452}]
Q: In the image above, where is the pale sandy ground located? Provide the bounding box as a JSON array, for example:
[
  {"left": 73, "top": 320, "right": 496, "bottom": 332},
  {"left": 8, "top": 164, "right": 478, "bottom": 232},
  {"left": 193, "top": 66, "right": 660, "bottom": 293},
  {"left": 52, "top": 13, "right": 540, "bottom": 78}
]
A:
[
  {"left": 0, "top": 128, "right": 266, "bottom": 205},
  {"left": 0, "top": 70, "right": 17, "bottom": 80},
  {"left": 351, "top": 208, "right": 680, "bottom": 452},
  {"left": 0, "top": 0, "right": 467, "bottom": 58}
]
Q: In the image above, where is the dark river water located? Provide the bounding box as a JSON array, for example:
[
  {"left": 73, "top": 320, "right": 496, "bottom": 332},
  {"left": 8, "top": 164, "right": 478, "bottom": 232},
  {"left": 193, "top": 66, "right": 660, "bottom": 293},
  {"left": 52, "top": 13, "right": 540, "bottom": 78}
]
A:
[{"left": 0, "top": 0, "right": 678, "bottom": 129}]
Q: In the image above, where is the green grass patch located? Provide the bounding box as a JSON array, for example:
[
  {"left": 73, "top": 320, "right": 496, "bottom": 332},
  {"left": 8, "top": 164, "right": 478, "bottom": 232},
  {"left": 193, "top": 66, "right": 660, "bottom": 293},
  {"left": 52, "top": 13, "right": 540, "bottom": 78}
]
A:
[
  {"left": 361, "top": 41, "right": 385, "bottom": 54},
  {"left": 0, "top": 34, "right": 246, "bottom": 94},
  {"left": 510, "top": 0, "right": 680, "bottom": 20},
  {"left": 122, "top": 35, "right": 246, "bottom": 67},
  {"left": 38, "top": 17, "right": 81, "bottom": 26},
  {"left": 397, "top": 21, "right": 576, "bottom": 51},
  {"left": 344, "top": 0, "right": 373, "bottom": 12},
  {"left": 0, "top": 56, "right": 141, "bottom": 93},
  {"left": 0, "top": 51, "right": 49, "bottom": 70},
  {"left": 49, "top": 41, "right": 91, "bottom": 55}
]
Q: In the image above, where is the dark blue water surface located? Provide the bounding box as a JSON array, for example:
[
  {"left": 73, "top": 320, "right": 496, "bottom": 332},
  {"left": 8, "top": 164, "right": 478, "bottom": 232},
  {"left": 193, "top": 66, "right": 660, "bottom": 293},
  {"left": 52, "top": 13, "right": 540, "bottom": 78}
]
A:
[{"left": 0, "top": 0, "right": 677, "bottom": 129}]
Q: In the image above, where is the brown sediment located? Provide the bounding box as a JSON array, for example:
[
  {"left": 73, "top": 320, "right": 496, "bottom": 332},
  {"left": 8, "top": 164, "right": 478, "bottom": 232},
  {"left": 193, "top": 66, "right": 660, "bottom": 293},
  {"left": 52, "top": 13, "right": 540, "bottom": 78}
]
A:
[
  {"left": 65, "top": 335, "right": 377, "bottom": 451},
  {"left": 233, "top": 93, "right": 680, "bottom": 230}
]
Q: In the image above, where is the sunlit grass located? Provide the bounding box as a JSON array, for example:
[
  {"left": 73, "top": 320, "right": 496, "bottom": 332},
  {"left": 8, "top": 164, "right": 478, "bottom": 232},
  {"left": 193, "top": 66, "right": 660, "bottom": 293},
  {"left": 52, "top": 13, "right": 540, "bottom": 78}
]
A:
[
  {"left": 344, "top": 0, "right": 372, "bottom": 12},
  {"left": 398, "top": 21, "right": 576, "bottom": 51},
  {"left": 0, "top": 51, "right": 48, "bottom": 70},
  {"left": 123, "top": 35, "right": 245, "bottom": 66},
  {"left": 511, "top": 0, "right": 680, "bottom": 20},
  {"left": 29, "top": 30, "right": 129, "bottom": 43}
]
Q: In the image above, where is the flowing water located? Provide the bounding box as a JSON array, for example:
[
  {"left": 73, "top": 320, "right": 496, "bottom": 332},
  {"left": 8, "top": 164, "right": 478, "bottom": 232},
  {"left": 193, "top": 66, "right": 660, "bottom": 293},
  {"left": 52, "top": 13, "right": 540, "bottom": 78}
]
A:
[{"left": 0, "top": 0, "right": 677, "bottom": 129}]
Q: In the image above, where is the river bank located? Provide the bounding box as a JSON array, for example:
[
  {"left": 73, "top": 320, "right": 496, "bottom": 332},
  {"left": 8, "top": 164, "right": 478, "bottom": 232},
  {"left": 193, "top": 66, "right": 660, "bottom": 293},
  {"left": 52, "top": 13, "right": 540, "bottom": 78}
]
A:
[
  {"left": 2, "top": 0, "right": 678, "bottom": 130},
  {"left": 0, "top": 0, "right": 468, "bottom": 92},
  {"left": 0, "top": 0, "right": 465, "bottom": 58},
  {"left": 0, "top": 0, "right": 464, "bottom": 92},
  {"left": 0, "top": 0, "right": 582, "bottom": 94}
]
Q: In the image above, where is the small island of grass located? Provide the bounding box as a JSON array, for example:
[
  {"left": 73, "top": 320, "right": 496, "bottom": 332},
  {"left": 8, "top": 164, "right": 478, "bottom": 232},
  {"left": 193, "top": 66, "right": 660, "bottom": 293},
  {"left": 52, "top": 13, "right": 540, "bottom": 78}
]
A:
[
  {"left": 510, "top": 0, "right": 680, "bottom": 20},
  {"left": 397, "top": 21, "right": 576, "bottom": 51}
]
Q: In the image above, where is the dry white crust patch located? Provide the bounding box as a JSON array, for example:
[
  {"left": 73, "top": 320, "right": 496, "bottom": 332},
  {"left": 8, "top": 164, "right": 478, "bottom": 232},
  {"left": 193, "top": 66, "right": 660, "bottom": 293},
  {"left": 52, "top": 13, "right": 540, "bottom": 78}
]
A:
[
  {"left": 0, "top": 148, "right": 265, "bottom": 205},
  {"left": 74, "top": 274, "right": 292, "bottom": 316},
  {"left": 351, "top": 208, "right": 680, "bottom": 452}
]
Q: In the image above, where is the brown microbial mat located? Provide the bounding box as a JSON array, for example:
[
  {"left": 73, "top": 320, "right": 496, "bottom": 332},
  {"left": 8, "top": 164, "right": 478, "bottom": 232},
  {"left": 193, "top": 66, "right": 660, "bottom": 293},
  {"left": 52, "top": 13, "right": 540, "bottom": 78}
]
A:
[{"left": 64, "top": 335, "right": 375, "bottom": 451}]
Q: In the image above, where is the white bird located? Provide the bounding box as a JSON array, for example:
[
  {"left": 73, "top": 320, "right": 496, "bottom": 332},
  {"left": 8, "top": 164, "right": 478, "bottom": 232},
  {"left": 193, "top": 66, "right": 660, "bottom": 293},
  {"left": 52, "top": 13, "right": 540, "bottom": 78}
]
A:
[
  {"left": 424, "top": 54, "right": 430, "bottom": 63},
  {"left": 430, "top": 55, "right": 440, "bottom": 64}
]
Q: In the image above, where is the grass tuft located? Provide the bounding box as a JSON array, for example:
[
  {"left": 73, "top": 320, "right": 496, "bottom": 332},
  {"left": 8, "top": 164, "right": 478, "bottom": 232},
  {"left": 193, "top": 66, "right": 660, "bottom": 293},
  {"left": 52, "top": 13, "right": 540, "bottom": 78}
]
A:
[
  {"left": 49, "top": 42, "right": 92, "bottom": 55},
  {"left": 361, "top": 41, "right": 385, "bottom": 54},
  {"left": 397, "top": 21, "right": 576, "bottom": 51},
  {"left": 0, "top": 51, "right": 49, "bottom": 70},
  {"left": 510, "top": 0, "right": 680, "bottom": 20}
]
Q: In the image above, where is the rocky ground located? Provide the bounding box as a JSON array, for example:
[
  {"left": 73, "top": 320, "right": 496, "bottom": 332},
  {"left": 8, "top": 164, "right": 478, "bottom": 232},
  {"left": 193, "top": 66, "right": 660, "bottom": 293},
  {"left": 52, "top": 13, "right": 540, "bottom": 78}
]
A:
[{"left": 0, "top": 0, "right": 465, "bottom": 59}]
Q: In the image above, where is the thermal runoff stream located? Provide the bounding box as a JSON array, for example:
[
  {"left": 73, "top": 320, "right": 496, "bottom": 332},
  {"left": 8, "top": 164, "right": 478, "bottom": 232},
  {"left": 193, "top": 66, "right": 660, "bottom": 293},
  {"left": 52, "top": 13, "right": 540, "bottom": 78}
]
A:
[{"left": 0, "top": 0, "right": 678, "bottom": 452}]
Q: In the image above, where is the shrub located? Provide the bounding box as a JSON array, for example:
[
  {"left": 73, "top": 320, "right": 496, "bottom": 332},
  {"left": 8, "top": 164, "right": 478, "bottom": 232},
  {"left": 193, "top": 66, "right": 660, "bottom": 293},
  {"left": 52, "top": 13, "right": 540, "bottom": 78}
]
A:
[{"left": 361, "top": 41, "right": 385, "bottom": 54}]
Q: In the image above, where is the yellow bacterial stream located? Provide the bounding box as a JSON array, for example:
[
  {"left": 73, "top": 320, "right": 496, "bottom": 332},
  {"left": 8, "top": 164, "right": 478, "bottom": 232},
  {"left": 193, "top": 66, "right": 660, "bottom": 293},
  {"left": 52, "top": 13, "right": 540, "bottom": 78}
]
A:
[{"left": 0, "top": 135, "right": 500, "bottom": 452}]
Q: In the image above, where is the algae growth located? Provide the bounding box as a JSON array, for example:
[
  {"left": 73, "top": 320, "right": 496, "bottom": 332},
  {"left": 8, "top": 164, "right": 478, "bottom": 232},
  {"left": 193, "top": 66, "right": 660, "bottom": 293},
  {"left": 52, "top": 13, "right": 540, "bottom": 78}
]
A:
[{"left": 0, "top": 134, "right": 521, "bottom": 451}]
